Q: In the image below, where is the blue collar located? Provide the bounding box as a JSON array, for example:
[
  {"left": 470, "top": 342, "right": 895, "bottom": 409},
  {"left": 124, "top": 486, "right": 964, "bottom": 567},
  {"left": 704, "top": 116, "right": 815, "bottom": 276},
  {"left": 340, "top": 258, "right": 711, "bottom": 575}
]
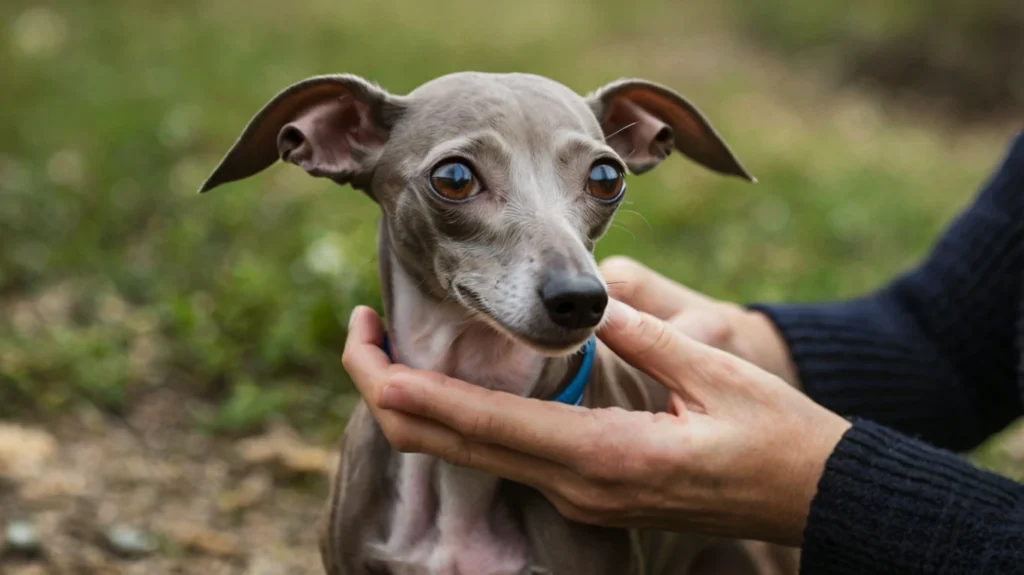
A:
[{"left": 380, "top": 334, "right": 596, "bottom": 406}]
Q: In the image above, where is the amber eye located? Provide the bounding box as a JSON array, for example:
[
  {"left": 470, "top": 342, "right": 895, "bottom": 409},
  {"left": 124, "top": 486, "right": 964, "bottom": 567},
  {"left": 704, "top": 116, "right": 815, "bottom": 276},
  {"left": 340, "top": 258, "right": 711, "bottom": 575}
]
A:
[
  {"left": 430, "top": 161, "right": 480, "bottom": 202},
  {"left": 587, "top": 162, "right": 625, "bottom": 203}
]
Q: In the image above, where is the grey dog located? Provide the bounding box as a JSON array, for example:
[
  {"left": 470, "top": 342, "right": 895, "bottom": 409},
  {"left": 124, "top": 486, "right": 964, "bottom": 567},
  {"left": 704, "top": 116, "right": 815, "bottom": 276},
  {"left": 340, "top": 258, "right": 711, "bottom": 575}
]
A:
[{"left": 199, "top": 72, "right": 799, "bottom": 575}]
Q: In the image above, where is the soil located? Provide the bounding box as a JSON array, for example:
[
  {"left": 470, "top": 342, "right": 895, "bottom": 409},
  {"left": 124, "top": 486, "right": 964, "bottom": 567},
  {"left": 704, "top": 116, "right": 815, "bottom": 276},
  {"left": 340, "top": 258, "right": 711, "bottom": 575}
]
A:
[{"left": 0, "top": 389, "right": 337, "bottom": 575}]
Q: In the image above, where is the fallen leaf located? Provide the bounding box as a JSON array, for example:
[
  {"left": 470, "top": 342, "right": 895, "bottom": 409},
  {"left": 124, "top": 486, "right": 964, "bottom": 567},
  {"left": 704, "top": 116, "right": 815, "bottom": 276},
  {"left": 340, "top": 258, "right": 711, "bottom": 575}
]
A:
[{"left": 0, "top": 423, "right": 57, "bottom": 481}]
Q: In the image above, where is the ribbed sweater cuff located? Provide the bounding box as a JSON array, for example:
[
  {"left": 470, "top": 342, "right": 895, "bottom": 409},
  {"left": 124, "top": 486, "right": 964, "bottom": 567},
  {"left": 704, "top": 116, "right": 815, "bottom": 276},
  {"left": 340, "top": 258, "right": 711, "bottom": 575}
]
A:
[
  {"left": 746, "top": 301, "right": 990, "bottom": 449},
  {"left": 800, "top": 419, "right": 1022, "bottom": 574}
]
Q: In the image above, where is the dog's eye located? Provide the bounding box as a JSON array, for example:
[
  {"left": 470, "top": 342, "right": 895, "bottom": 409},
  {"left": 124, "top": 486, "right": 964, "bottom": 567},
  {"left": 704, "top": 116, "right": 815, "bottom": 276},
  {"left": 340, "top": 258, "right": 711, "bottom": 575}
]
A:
[
  {"left": 586, "top": 162, "right": 625, "bottom": 203},
  {"left": 430, "top": 162, "right": 480, "bottom": 202}
]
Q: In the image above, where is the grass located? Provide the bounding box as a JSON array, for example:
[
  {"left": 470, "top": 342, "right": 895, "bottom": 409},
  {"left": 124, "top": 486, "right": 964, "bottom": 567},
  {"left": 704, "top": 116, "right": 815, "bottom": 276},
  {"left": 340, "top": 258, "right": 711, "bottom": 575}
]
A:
[{"left": 2, "top": 0, "right": 1021, "bottom": 475}]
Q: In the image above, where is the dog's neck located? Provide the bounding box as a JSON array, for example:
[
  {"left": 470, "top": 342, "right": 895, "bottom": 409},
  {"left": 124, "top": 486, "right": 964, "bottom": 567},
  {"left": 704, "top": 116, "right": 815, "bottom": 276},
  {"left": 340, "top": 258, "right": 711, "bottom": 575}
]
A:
[{"left": 377, "top": 223, "right": 578, "bottom": 399}]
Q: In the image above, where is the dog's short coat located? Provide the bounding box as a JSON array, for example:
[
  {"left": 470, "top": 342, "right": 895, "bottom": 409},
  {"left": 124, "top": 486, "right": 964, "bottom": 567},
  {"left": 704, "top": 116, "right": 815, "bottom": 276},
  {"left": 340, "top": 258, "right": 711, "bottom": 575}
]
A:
[{"left": 200, "top": 72, "right": 800, "bottom": 575}]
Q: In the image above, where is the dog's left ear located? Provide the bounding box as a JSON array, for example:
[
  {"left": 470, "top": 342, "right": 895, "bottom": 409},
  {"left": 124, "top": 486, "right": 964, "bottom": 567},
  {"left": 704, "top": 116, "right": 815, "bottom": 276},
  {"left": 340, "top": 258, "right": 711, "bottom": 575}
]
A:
[{"left": 587, "top": 79, "right": 753, "bottom": 181}]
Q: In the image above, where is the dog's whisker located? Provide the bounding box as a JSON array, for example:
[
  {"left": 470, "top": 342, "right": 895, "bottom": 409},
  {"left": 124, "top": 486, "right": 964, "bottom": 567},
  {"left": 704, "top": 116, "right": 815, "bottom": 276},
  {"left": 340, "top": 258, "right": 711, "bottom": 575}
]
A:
[
  {"left": 618, "top": 209, "right": 654, "bottom": 233},
  {"left": 603, "top": 121, "right": 638, "bottom": 142},
  {"left": 609, "top": 222, "right": 636, "bottom": 243}
]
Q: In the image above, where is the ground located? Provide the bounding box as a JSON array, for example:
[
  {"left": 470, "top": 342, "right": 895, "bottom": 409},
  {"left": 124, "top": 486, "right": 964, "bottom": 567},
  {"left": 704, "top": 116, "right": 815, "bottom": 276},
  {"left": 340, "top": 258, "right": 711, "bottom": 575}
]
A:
[{"left": 2, "top": 390, "right": 332, "bottom": 574}]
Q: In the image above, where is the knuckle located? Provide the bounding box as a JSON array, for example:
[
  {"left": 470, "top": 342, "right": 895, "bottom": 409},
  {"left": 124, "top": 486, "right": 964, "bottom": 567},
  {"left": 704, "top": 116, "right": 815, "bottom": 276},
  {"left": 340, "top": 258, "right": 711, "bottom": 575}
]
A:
[
  {"left": 674, "top": 310, "right": 733, "bottom": 348},
  {"left": 705, "top": 322, "right": 734, "bottom": 348},
  {"left": 340, "top": 348, "right": 357, "bottom": 372},
  {"left": 636, "top": 317, "right": 674, "bottom": 356},
  {"left": 383, "top": 421, "right": 418, "bottom": 453},
  {"left": 710, "top": 305, "right": 742, "bottom": 343},
  {"left": 417, "top": 369, "right": 449, "bottom": 388},
  {"left": 462, "top": 410, "right": 498, "bottom": 439},
  {"left": 567, "top": 485, "right": 630, "bottom": 522},
  {"left": 696, "top": 351, "right": 740, "bottom": 383},
  {"left": 387, "top": 364, "right": 410, "bottom": 377},
  {"left": 562, "top": 481, "right": 609, "bottom": 514},
  {"left": 440, "top": 437, "right": 475, "bottom": 468},
  {"left": 435, "top": 372, "right": 470, "bottom": 394},
  {"left": 650, "top": 323, "right": 675, "bottom": 355}
]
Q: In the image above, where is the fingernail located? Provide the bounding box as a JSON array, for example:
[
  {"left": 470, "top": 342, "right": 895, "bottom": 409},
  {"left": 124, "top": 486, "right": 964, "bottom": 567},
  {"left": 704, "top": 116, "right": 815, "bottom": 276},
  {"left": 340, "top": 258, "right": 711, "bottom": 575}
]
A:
[
  {"left": 348, "top": 306, "right": 362, "bottom": 331},
  {"left": 606, "top": 299, "right": 640, "bottom": 327},
  {"left": 379, "top": 383, "right": 401, "bottom": 410}
]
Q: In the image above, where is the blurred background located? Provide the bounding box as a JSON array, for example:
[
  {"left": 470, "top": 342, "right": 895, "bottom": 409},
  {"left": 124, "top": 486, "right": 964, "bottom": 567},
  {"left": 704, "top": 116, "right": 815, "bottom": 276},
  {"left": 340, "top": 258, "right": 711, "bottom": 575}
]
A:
[{"left": 1, "top": 0, "right": 1022, "bottom": 573}]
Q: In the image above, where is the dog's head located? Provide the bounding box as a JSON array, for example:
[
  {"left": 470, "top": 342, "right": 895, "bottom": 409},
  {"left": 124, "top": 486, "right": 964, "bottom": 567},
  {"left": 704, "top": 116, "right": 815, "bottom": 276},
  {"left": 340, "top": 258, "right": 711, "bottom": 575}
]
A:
[{"left": 200, "top": 72, "right": 751, "bottom": 354}]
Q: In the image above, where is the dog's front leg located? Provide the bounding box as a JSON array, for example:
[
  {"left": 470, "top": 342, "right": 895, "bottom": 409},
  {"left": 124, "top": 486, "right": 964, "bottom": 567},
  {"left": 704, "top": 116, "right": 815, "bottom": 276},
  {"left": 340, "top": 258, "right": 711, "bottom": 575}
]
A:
[{"left": 319, "top": 402, "right": 394, "bottom": 575}]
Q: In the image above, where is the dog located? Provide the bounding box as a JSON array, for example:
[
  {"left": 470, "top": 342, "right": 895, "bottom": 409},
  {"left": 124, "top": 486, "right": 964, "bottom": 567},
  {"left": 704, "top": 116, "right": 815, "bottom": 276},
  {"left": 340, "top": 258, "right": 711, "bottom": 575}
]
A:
[{"left": 199, "top": 72, "right": 800, "bottom": 575}]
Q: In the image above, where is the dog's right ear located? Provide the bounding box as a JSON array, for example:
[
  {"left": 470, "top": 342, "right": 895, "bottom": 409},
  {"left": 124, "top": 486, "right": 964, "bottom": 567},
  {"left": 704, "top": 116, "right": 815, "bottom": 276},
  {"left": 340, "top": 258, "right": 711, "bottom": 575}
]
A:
[{"left": 198, "top": 74, "right": 405, "bottom": 194}]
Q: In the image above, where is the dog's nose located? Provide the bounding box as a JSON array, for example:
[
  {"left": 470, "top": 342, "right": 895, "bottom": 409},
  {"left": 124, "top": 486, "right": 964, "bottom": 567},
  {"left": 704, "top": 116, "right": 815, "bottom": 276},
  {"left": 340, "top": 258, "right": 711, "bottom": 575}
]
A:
[{"left": 540, "top": 272, "right": 608, "bottom": 329}]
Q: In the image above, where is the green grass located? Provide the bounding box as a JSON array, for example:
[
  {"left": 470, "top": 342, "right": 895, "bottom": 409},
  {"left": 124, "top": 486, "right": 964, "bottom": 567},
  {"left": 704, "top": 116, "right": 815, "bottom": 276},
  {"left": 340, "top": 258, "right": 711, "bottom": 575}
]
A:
[{"left": 1, "top": 0, "right": 1020, "bottom": 454}]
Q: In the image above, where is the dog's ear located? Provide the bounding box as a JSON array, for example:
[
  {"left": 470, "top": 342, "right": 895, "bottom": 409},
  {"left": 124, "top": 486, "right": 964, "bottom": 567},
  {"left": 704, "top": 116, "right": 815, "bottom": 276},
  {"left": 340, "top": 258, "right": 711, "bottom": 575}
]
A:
[
  {"left": 198, "top": 74, "right": 405, "bottom": 194},
  {"left": 586, "top": 79, "right": 753, "bottom": 181}
]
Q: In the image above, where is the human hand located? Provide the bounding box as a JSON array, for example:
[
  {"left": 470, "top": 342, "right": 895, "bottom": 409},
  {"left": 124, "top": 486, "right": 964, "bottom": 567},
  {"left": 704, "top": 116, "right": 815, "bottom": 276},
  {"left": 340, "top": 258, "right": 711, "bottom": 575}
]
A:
[
  {"left": 342, "top": 300, "right": 850, "bottom": 546},
  {"left": 600, "top": 256, "right": 800, "bottom": 388}
]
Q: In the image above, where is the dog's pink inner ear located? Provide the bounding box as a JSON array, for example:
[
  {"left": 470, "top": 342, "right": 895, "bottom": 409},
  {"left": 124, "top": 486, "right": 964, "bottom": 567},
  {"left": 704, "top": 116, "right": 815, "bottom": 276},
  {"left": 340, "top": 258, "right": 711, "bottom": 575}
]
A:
[
  {"left": 198, "top": 75, "right": 400, "bottom": 194},
  {"left": 604, "top": 98, "right": 676, "bottom": 175},
  {"left": 593, "top": 82, "right": 753, "bottom": 181},
  {"left": 277, "top": 96, "right": 388, "bottom": 180}
]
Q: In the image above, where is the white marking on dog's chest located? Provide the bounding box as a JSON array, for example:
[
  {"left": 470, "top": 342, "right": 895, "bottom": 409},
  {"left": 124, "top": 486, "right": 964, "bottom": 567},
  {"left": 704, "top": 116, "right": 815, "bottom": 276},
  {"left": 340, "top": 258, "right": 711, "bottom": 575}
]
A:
[{"left": 375, "top": 261, "right": 543, "bottom": 574}]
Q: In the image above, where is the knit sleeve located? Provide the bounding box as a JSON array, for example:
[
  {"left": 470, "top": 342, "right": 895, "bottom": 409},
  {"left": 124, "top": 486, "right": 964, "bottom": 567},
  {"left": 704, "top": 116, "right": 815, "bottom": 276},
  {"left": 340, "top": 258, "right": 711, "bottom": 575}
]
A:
[
  {"left": 799, "top": 419, "right": 1024, "bottom": 574},
  {"left": 749, "top": 132, "right": 1024, "bottom": 452}
]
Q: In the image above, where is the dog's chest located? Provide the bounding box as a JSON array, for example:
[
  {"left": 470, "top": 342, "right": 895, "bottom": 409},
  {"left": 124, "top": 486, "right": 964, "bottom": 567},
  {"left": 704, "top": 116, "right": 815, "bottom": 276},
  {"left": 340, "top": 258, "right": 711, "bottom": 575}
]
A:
[
  {"left": 374, "top": 347, "right": 540, "bottom": 575},
  {"left": 378, "top": 302, "right": 544, "bottom": 573},
  {"left": 373, "top": 454, "right": 530, "bottom": 575}
]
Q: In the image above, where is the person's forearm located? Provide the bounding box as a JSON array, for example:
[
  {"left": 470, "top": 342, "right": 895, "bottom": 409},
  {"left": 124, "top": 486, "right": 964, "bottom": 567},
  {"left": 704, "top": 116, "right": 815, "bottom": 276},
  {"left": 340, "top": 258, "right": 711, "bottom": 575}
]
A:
[{"left": 801, "top": 419, "right": 1024, "bottom": 574}]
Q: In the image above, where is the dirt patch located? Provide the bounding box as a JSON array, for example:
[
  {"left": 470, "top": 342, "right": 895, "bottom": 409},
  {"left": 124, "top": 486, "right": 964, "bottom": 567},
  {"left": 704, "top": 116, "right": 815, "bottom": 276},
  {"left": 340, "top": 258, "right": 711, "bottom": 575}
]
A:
[{"left": 0, "top": 390, "right": 337, "bottom": 575}]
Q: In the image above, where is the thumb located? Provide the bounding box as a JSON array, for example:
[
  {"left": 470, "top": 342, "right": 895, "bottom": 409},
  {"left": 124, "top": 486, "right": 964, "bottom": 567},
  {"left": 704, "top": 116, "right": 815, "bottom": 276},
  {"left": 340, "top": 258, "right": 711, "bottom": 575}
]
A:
[{"left": 598, "top": 299, "right": 710, "bottom": 404}]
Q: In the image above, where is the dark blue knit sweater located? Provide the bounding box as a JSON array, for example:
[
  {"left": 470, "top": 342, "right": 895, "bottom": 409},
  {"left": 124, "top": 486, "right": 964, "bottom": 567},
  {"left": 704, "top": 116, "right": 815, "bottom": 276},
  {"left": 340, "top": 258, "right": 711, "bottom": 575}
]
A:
[{"left": 750, "top": 131, "right": 1024, "bottom": 574}]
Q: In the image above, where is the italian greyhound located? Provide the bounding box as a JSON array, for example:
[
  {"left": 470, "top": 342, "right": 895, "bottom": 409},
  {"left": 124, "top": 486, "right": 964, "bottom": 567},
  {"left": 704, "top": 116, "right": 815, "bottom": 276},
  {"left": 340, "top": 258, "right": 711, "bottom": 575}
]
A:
[{"left": 199, "top": 72, "right": 800, "bottom": 575}]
